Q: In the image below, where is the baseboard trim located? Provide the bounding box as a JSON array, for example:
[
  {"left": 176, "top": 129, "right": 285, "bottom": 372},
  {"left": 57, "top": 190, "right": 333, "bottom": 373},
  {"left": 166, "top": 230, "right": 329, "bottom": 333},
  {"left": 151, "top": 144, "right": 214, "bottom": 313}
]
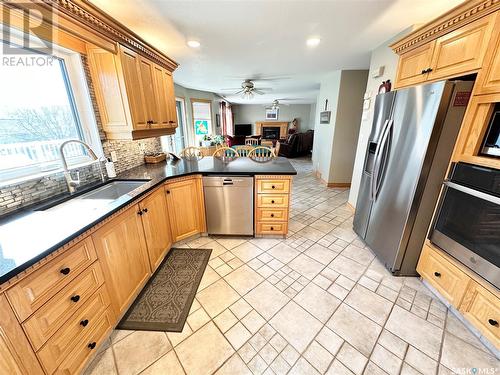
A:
[{"left": 326, "top": 182, "right": 351, "bottom": 188}]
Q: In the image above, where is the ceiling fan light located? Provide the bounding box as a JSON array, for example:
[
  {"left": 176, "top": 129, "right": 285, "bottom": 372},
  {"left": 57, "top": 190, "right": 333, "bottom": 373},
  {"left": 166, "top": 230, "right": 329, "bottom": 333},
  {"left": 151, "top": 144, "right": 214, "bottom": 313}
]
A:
[
  {"left": 306, "top": 37, "right": 321, "bottom": 47},
  {"left": 187, "top": 40, "right": 200, "bottom": 48}
]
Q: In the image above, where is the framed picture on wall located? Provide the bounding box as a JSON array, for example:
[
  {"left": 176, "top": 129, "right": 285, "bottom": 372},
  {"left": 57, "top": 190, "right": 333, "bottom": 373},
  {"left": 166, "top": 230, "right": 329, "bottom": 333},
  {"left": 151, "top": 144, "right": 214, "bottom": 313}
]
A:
[
  {"left": 320, "top": 111, "right": 331, "bottom": 124},
  {"left": 265, "top": 108, "right": 279, "bottom": 120}
]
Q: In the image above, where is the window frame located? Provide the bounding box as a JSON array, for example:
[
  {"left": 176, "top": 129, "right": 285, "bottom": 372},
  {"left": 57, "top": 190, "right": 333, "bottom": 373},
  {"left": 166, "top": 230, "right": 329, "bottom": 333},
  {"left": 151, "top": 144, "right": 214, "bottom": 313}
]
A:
[
  {"left": 190, "top": 98, "right": 213, "bottom": 143},
  {"left": 0, "top": 28, "right": 102, "bottom": 186}
]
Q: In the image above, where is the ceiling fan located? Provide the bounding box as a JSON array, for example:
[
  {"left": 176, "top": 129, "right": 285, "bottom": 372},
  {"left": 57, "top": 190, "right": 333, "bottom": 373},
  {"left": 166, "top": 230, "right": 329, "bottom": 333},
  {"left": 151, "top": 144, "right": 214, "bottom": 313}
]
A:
[
  {"left": 219, "top": 79, "right": 272, "bottom": 99},
  {"left": 266, "top": 98, "right": 305, "bottom": 109}
]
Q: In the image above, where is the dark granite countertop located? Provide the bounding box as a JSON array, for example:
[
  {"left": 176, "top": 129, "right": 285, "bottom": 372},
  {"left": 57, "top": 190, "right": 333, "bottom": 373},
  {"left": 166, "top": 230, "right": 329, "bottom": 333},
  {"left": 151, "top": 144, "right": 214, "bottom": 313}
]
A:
[{"left": 0, "top": 157, "right": 296, "bottom": 284}]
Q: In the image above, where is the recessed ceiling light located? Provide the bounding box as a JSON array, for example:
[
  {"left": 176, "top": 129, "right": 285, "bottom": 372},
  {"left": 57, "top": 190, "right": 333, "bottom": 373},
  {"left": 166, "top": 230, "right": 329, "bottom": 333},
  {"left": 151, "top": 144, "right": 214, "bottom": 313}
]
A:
[
  {"left": 187, "top": 40, "right": 200, "bottom": 48},
  {"left": 306, "top": 37, "right": 321, "bottom": 47}
]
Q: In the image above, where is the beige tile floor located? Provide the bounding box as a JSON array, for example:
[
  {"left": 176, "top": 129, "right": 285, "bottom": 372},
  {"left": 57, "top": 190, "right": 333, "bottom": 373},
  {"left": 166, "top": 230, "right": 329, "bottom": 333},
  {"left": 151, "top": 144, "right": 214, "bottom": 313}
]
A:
[{"left": 85, "top": 157, "right": 499, "bottom": 375}]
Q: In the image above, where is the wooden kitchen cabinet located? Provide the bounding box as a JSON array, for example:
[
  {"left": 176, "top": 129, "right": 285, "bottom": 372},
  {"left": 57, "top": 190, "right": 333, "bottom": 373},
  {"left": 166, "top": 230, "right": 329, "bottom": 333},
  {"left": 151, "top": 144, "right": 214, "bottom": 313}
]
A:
[
  {"left": 165, "top": 176, "right": 206, "bottom": 242},
  {"left": 427, "top": 13, "right": 496, "bottom": 81},
  {"left": 87, "top": 44, "right": 178, "bottom": 140},
  {"left": 460, "top": 281, "right": 500, "bottom": 348},
  {"left": 476, "top": 13, "right": 500, "bottom": 95},
  {"left": 139, "top": 188, "right": 173, "bottom": 271},
  {"left": 0, "top": 294, "right": 44, "bottom": 375},
  {"left": 394, "top": 42, "right": 435, "bottom": 88},
  {"left": 91, "top": 205, "right": 151, "bottom": 316}
]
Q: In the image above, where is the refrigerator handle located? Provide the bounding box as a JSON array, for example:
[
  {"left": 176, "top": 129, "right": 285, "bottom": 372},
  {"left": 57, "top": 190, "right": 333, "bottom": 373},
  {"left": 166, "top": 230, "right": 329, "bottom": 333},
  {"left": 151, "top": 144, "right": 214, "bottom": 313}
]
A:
[
  {"left": 370, "top": 119, "right": 389, "bottom": 200},
  {"left": 372, "top": 119, "right": 393, "bottom": 200}
]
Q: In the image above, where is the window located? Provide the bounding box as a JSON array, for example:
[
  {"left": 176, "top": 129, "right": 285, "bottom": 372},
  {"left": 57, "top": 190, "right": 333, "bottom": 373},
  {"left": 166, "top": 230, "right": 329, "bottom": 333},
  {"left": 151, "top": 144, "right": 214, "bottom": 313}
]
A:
[
  {"left": 191, "top": 99, "right": 212, "bottom": 145},
  {"left": 0, "top": 36, "right": 101, "bottom": 184},
  {"left": 161, "top": 97, "right": 188, "bottom": 153}
]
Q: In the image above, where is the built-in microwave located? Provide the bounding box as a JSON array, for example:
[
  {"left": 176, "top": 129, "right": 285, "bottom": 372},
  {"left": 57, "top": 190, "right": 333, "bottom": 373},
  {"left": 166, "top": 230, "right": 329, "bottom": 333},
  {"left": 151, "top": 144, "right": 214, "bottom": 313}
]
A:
[
  {"left": 430, "top": 162, "right": 500, "bottom": 288},
  {"left": 481, "top": 106, "right": 500, "bottom": 157}
]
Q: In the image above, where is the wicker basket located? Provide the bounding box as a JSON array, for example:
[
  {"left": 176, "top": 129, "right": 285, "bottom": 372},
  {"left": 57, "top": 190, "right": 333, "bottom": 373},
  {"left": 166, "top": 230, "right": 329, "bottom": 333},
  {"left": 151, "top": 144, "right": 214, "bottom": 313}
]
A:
[{"left": 144, "top": 153, "right": 166, "bottom": 163}]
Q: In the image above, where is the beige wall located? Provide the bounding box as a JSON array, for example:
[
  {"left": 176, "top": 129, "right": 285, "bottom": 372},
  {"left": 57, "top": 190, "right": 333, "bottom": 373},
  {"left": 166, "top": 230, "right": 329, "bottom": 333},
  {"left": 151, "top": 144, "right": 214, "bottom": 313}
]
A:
[
  {"left": 348, "top": 27, "right": 414, "bottom": 207},
  {"left": 311, "top": 70, "right": 368, "bottom": 185}
]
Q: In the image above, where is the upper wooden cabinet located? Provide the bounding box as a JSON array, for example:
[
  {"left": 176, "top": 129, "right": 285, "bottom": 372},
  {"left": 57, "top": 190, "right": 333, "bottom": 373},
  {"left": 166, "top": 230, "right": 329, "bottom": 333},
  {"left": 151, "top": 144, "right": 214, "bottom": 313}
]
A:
[
  {"left": 476, "top": 13, "right": 500, "bottom": 95},
  {"left": 165, "top": 176, "right": 206, "bottom": 242},
  {"left": 392, "top": 5, "right": 499, "bottom": 88},
  {"left": 0, "top": 294, "right": 44, "bottom": 375},
  {"left": 87, "top": 44, "right": 178, "bottom": 140},
  {"left": 91, "top": 205, "right": 151, "bottom": 316},
  {"left": 394, "top": 42, "right": 435, "bottom": 88},
  {"left": 139, "top": 188, "right": 173, "bottom": 271},
  {"left": 427, "top": 13, "right": 497, "bottom": 81}
]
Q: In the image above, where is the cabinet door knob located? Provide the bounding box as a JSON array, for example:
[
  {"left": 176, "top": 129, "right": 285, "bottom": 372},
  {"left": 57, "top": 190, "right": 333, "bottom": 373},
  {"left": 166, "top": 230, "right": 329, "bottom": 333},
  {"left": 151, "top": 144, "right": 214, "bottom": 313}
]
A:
[
  {"left": 270, "top": 213, "right": 274, "bottom": 217},
  {"left": 421, "top": 69, "right": 426, "bottom": 74},
  {"left": 271, "top": 200, "right": 275, "bottom": 204},
  {"left": 166, "top": 190, "right": 170, "bottom": 194},
  {"left": 70, "top": 295, "right": 80, "bottom": 303},
  {"left": 60, "top": 267, "right": 71, "bottom": 275},
  {"left": 270, "top": 227, "right": 274, "bottom": 230},
  {"left": 434, "top": 272, "right": 441, "bottom": 277},
  {"left": 427, "top": 68, "right": 433, "bottom": 73},
  {"left": 88, "top": 342, "right": 96, "bottom": 350},
  {"left": 271, "top": 185, "right": 275, "bottom": 189},
  {"left": 169, "top": 121, "right": 174, "bottom": 123},
  {"left": 80, "top": 319, "right": 89, "bottom": 327},
  {"left": 137, "top": 210, "right": 143, "bottom": 216},
  {"left": 142, "top": 208, "right": 148, "bottom": 213},
  {"left": 488, "top": 319, "right": 498, "bottom": 327}
]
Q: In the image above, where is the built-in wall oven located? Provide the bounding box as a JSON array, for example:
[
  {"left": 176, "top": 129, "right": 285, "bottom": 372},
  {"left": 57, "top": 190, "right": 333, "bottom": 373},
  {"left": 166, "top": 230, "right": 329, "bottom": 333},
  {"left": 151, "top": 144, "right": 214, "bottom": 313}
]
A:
[{"left": 430, "top": 162, "right": 500, "bottom": 288}]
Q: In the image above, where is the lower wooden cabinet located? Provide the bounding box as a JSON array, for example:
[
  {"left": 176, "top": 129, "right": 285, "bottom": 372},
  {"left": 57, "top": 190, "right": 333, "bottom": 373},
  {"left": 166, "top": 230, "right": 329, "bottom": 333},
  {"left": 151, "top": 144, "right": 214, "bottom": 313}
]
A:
[
  {"left": 417, "top": 243, "right": 470, "bottom": 307},
  {"left": 92, "top": 204, "right": 151, "bottom": 317},
  {"left": 0, "top": 294, "right": 44, "bottom": 375},
  {"left": 165, "top": 176, "right": 206, "bottom": 242},
  {"left": 139, "top": 188, "right": 173, "bottom": 271},
  {"left": 460, "top": 281, "right": 500, "bottom": 349}
]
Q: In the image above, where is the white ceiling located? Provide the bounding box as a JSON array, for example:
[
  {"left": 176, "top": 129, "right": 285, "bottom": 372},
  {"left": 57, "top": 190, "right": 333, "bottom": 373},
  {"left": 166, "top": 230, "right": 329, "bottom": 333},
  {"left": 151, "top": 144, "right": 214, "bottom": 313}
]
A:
[{"left": 90, "top": 0, "right": 464, "bottom": 104}]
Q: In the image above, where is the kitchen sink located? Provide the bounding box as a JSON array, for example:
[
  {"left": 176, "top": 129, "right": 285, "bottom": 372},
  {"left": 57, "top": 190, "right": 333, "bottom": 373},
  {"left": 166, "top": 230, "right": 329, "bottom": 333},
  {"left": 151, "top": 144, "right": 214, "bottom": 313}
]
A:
[
  {"left": 37, "top": 180, "right": 150, "bottom": 213},
  {"left": 80, "top": 181, "right": 148, "bottom": 200}
]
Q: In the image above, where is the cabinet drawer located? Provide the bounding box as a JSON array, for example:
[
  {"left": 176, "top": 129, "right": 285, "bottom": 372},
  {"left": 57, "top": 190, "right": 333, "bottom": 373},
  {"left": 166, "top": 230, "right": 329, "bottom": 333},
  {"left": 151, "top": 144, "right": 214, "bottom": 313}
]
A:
[
  {"left": 23, "top": 263, "right": 105, "bottom": 351},
  {"left": 256, "top": 208, "right": 288, "bottom": 222},
  {"left": 460, "top": 281, "right": 500, "bottom": 349},
  {"left": 36, "top": 286, "right": 111, "bottom": 374},
  {"left": 54, "top": 308, "right": 113, "bottom": 375},
  {"left": 257, "top": 194, "right": 289, "bottom": 208},
  {"left": 417, "top": 244, "right": 470, "bottom": 307},
  {"left": 257, "top": 179, "right": 290, "bottom": 194},
  {"left": 256, "top": 222, "right": 288, "bottom": 235},
  {"left": 6, "top": 237, "right": 97, "bottom": 322}
]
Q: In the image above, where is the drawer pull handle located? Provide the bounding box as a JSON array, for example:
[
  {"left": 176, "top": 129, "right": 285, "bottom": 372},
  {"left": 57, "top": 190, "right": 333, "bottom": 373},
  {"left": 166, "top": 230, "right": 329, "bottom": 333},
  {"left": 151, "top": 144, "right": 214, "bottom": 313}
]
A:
[
  {"left": 70, "top": 295, "right": 80, "bottom": 303},
  {"left": 88, "top": 342, "right": 97, "bottom": 350},
  {"left": 270, "top": 227, "right": 274, "bottom": 230},
  {"left": 270, "top": 213, "right": 274, "bottom": 217},
  {"left": 80, "top": 319, "right": 89, "bottom": 327},
  {"left": 137, "top": 210, "right": 143, "bottom": 216},
  {"left": 272, "top": 185, "right": 276, "bottom": 189},
  {"left": 60, "top": 267, "right": 71, "bottom": 275},
  {"left": 142, "top": 208, "right": 148, "bottom": 213},
  {"left": 433, "top": 272, "right": 441, "bottom": 277},
  {"left": 271, "top": 200, "right": 275, "bottom": 204},
  {"left": 488, "top": 319, "right": 498, "bottom": 327}
]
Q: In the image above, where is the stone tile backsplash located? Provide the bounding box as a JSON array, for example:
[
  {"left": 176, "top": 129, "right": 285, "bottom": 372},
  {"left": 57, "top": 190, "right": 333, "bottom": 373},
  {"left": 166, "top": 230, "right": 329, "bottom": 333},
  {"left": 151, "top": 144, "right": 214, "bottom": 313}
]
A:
[{"left": 0, "top": 55, "right": 163, "bottom": 218}]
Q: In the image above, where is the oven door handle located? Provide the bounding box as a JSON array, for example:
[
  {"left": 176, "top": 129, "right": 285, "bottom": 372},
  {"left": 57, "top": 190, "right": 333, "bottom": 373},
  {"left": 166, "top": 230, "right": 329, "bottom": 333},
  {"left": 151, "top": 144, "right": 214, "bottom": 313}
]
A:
[{"left": 444, "top": 181, "right": 500, "bottom": 205}]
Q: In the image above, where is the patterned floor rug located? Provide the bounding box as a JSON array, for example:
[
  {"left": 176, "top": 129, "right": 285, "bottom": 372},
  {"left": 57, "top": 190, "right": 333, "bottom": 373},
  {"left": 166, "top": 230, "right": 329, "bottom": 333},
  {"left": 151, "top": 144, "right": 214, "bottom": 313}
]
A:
[{"left": 117, "top": 248, "right": 211, "bottom": 332}]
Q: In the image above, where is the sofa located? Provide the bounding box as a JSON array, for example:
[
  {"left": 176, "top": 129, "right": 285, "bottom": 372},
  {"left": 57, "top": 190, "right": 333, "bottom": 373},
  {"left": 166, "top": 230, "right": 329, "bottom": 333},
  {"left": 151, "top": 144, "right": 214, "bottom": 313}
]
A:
[
  {"left": 278, "top": 130, "right": 314, "bottom": 158},
  {"left": 225, "top": 135, "right": 261, "bottom": 147}
]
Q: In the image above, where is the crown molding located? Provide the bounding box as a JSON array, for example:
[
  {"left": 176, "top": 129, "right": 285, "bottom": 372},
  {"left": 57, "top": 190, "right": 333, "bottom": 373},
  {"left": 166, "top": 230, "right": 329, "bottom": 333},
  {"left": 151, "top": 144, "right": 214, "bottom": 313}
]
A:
[
  {"left": 390, "top": 0, "right": 500, "bottom": 55},
  {"left": 3, "top": 0, "right": 178, "bottom": 71}
]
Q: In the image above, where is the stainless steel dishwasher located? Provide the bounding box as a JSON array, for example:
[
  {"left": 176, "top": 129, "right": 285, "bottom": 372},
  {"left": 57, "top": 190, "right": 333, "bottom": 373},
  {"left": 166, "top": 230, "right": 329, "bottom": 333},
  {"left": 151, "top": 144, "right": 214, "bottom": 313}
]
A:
[{"left": 203, "top": 176, "right": 254, "bottom": 235}]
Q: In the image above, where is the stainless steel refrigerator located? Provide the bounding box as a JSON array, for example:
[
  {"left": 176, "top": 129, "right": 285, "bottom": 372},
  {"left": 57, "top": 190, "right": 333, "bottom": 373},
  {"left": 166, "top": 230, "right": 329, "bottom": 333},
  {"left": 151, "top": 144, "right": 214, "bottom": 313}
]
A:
[{"left": 353, "top": 80, "right": 474, "bottom": 275}]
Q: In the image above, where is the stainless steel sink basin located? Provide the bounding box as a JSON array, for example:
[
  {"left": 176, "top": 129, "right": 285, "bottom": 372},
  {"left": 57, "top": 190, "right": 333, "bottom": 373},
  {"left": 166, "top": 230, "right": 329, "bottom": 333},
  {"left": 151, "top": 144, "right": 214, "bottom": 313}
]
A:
[
  {"left": 80, "top": 181, "right": 147, "bottom": 200},
  {"left": 38, "top": 180, "right": 150, "bottom": 213}
]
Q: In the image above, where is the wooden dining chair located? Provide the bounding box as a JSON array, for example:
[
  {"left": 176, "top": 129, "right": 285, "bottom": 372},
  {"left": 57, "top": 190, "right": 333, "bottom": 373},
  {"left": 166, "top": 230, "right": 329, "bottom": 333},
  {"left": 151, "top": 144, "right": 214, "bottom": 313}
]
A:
[
  {"left": 180, "top": 146, "right": 203, "bottom": 159},
  {"left": 245, "top": 138, "right": 259, "bottom": 146},
  {"left": 273, "top": 141, "right": 281, "bottom": 157},
  {"left": 234, "top": 145, "right": 254, "bottom": 157},
  {"left": 247, "top": 146, "right": 276, "bottom": 162},
  {"left": 212, "top": 146, "right": 239, "bottom": 160}
]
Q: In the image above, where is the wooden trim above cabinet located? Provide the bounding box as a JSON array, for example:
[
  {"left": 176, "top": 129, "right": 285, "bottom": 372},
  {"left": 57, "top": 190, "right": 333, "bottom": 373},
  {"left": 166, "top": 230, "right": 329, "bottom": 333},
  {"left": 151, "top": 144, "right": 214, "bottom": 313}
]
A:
[
  {"left": 2, "top": 0, "right": 178, "bottom": 71},
  {"left": 390, "top": 0, "right": 500, "bottom": 55}
]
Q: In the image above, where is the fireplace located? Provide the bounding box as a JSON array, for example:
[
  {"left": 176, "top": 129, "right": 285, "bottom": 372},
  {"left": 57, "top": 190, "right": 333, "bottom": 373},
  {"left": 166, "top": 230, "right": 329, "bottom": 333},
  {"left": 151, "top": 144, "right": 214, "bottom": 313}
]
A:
[{"left": 263, "top": 127, "right": 280, "bottom": 139}]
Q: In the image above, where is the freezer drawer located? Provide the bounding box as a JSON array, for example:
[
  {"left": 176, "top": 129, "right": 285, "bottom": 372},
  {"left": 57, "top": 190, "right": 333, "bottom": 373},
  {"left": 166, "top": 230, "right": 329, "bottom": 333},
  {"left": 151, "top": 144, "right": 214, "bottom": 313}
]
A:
[{"left": 203, "top": 176, "right": 254, "bottom": 235}]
